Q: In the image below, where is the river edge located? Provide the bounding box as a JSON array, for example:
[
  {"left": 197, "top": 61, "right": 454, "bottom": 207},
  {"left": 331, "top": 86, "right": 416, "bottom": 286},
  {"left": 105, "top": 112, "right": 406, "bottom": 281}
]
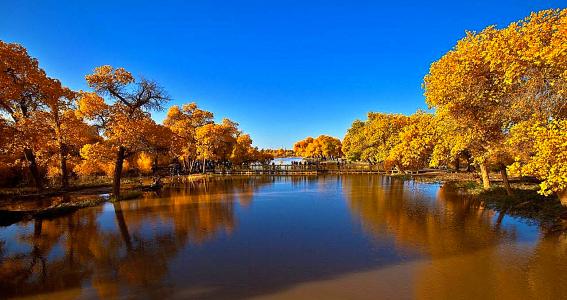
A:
[
  {"left": 1, "top": 173, "right": 566, "bottom": 231},
  {"left": 393, "top": 172, "right": 567, "bottom": 231},
  {"left": 0, "top": 174, "right": 211, "bottom": 226}
]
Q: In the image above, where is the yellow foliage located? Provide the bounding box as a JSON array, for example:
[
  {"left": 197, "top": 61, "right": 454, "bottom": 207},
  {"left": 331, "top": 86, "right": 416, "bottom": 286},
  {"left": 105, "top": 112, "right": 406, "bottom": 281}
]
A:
[
  {"left": 294, "top": 135, "right": 342, "bottom": 159},
  {"left": 342, "top": 113, "right": 409, "bottom": 164},
  {"left": 508, "top": 119, "right": 567, "bottom": 196},
  {"left": 422, "top": 8, "right": 566, "bottom": 175},
  {"left": 136, "top": 152, "right": 153, "bottom": 174},
  {"left": 195, "top": 119, "right": 239, "bottom": 162},
  {"left": 74, "top": 143, "right": 122, "bottom": 177},
  {"left": 388, "top": 111, "right": 437, "bottom": 170},
  {"left": 164, "top": 103, "right": 214, "bottom": 160}
]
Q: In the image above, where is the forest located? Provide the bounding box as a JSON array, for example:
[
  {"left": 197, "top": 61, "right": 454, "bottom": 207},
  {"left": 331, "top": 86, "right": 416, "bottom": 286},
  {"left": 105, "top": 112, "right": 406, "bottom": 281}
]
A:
[
  {"left": 0, "top": 51, "right": 273, "bottom": 197},
  {"left": 1, "top": 9, "right": 566, "bottom": 204},
  {"left": 341, "top": 9, "right": 566, "bottom": 204}
]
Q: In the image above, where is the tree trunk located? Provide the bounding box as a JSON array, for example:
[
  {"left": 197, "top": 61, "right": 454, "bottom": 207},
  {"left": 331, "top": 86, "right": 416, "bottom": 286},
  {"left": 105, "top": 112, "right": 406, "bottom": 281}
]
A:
[
  {"left": 53, "top": 111, "right": 68, "bottom": 190},
  {"left": 59, "top": 143, "right": 69, "bottom": 190},
  {"left": 113, "top": 146, "right": 126, "bottom": 198},
  {"left": 24, "top": 148, "right": 42, "bottom": 192},
  {"left": 559, "top": 190, "right": 567, "bottom": 207},
  {"left": 454, "top": 157, "right": 460, "bottom": 172},
  {"left": 202, "top": 158, "right": 206, "bottom": 174},
  {"left": 500, "top": 167, "right": 513, "bottom": 196},
  {"left": 479, "top": 162, "right": 490, "bottom": 190}
]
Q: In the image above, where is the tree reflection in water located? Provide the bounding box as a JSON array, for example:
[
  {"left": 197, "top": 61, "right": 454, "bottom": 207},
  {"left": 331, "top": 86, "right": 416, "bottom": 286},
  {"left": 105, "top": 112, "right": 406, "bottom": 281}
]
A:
[
  {"left": 341, "top": 175, "right": 567, "bottom": 299},
  {"left": 1, "top": 176, "right": 567, "bottom": 299},
  {"left": 0, "top": 176, "right": 271, "bottom": 299}
]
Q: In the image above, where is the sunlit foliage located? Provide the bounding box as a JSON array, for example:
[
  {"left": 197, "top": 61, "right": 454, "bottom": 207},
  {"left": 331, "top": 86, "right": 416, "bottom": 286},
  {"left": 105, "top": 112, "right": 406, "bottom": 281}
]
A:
[
  {"left": 293, "top": 135, "right": 342, "bottom": 159},
  {"left": 0, "top": 41, "right": 100, "bottom": 189},
  {"left": 262, "top": 148, "right": 294, "bottom": 158},
  {"left": 163, "top": 103, "right": 213, "bottom": 170},
  {"left": 508, "top": 119, "right": 567, "bottom": 202},
  {"left": 343, "top": 8, "right": 567, "bottom": 201},
  {"left": 422, "top": 8, "right": 566, "bottom": 192},
  {"left": 342, "top": 113, "right": 409, "bottom": 167}
]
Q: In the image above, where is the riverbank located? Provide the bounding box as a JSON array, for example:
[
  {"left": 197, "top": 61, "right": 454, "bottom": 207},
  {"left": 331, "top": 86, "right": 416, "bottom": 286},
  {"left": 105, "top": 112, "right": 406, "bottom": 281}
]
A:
[
  {"left": 1, "top": 172, "right": 565, "bottom": 231},
  {"left": 0, "top": 174, "right": 212, "bottom": 199},
  {"left": 0, "top": 174, "right": 211, "bottom": 226},
  {"left": 396, "top": 171, "right": 567, "bottom": 230}
]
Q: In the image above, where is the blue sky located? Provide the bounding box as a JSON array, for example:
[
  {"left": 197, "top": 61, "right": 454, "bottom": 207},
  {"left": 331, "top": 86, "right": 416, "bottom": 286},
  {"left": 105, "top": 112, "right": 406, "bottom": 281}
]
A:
[{"left": 1, "top": 1, "right": 564, "bottom": 148}]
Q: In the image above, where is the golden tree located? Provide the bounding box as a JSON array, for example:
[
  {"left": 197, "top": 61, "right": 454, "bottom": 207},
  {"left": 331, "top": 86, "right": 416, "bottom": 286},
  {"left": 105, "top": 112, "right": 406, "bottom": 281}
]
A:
[
  {"left": 163, "top": 103, "right": 213, "bottom": 171},
  {"left": 509, "top": 119, "right": 567, "bottom": 205},
  {"left": 424, "top": 27, "right": 507, "bottom": 189},
  {"left": 424, "top": 8, "right": 566, "bottom": 191},
  {"left": 0, "top": 41, "right": 51, "bottom": 190},
  {"left": 429, "top": 115, "right": 474, "bottom": 171},
  {"left": 230, "top": 134, "right": 257, "bottom": 165},
  {"left": 195, "top": 119, "right": 239, "bottom": 173},
  {"left": 388, "top": 111, "right": 437, "bottom": 171},
  {"left": 80, "top": 66, "right": 169, "bottom": 197},
  {"left": 342, "top": 120, "right": 366, "bottom": 161},
  {"left": 293, "top": 135, "right": 342, "bottom": 159},
  {"left": 39, "top": 78, "right": 84, "bottom": 189},
  {"left": 293, "top": 137, "right": 314, "bottom": 157},
  {"left": 0, "top": 41, "right": 98, "bottom": 190},
  {"left": 342, "top": 113, "right": 409, "bottom": 170}
]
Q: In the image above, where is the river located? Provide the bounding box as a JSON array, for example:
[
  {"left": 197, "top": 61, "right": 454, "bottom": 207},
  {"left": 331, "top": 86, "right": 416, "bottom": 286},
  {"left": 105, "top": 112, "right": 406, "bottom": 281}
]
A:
[{"left": 1, "top": 175, "right": 566, "bottom": 299}]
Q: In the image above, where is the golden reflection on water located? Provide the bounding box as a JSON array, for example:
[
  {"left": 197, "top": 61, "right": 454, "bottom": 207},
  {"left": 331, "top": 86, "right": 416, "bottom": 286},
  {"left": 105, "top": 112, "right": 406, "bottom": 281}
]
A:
[
  {"left": 0, "top": 177, "right": 273, "bottom": 299},
  {"left": 0, "top": 175, "right": 566, "bottom": 299},
  {"left": 340, "top": 175, "right": 567, "bottom": 300}
]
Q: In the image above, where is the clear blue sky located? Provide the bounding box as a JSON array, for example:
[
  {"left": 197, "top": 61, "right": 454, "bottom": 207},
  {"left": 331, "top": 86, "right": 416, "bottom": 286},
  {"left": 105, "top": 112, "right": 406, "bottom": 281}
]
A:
[{"left": 1, "top": 1, "right": 564, "bottom": 148}]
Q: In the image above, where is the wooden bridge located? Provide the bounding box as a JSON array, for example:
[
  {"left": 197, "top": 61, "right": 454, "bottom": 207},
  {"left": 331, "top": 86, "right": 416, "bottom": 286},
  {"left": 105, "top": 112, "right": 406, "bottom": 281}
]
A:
[{"left": 211, "top": 163, "right": 387, "bottom": 175}]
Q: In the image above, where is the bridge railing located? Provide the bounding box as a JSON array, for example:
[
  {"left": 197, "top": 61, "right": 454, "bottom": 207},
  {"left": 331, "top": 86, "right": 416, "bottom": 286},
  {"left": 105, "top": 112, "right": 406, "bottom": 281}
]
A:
[{"left": 212, "top": 163, "right": 385, "bottom": 173}]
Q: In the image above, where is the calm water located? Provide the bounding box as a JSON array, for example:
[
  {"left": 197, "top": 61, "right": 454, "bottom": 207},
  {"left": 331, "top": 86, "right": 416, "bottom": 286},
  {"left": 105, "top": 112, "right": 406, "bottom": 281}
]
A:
[{"left": 1, "top": 175, "right": 566, "bottom": 299}]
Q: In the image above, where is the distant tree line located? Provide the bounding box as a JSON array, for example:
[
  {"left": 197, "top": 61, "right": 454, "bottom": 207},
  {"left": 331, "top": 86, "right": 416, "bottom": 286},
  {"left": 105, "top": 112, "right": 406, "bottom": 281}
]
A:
[{"left": 293, "top": 135, "right": 343, "bottom": 160}]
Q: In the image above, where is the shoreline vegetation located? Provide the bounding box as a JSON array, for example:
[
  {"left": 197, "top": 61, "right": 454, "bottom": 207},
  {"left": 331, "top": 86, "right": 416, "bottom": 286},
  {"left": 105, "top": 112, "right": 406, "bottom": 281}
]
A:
[
  {"left": 406, "top": 172, "right": 567, "bottom": 230},
  {"left": 0, "top": 174, "right": 210, "bottom": 226},
  {"left": 1, "top": 171, "right": 566, "bottom": 231}
]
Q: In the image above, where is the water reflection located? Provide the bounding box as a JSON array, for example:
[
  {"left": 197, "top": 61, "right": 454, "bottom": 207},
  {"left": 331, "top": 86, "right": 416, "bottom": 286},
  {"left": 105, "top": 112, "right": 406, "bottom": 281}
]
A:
[
  {"left": 0, "top": 177, "right": 271, "bottom": 299},
  {"left": 341, "top": 175, "right": 567, "bottom": 299},
  {"left": 0, "top": 175, "right": 566, "bottom": 299},
  {"left": 342, "top": 175, "right": 509, "bottom": 256}
]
